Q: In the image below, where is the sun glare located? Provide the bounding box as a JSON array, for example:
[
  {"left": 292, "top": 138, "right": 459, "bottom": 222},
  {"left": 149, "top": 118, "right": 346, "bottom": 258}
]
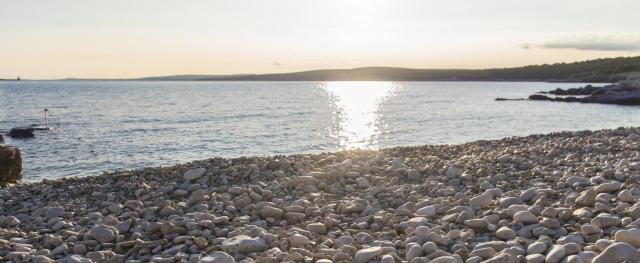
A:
[{"left": 323, "top": 81, "right": 400, "bottom": 149}]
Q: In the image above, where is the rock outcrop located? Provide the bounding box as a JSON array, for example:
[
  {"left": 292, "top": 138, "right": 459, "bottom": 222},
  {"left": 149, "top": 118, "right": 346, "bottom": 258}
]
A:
[
  {"left": 0, "top": 144, "right": 21, "bottom": 186},
  {"left": 528, "top": 81, "right": 640, "bottom": 105}
]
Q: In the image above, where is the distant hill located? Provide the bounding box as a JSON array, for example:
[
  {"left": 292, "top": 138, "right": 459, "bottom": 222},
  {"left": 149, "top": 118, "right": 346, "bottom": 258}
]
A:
[
  {"left": 200, "top": 56, "right": 640, "bottom": 82},
  {"left": 134, "top": 74, "right": 251, "bottom": 81},
  {"left": 58, "top": 56, "right": 640, "bottom": 82}
]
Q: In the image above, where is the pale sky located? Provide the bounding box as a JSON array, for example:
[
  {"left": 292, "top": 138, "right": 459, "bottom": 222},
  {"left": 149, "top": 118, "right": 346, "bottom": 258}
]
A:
[{"left": 1, "top": 0, "right": 640, "bottom": 79}]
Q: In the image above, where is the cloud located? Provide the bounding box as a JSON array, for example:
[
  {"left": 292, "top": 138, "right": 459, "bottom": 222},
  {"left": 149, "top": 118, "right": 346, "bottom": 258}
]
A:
[{"left": 523, "top": 34, "right": 640, "bottom": 52}]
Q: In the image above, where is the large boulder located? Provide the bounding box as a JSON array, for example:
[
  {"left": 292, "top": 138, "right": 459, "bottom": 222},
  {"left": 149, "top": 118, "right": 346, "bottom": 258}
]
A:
[
  {"left": 8, "top": 127, "right": 35, "bottom": 138},
  {"left": 0, "top": 144, "right": 21, "bottom": 186}
]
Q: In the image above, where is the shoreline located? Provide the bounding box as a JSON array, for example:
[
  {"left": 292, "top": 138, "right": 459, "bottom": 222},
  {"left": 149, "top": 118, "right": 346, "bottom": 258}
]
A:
[{"left": 1, "top": 127, "right": 640, "bottom": 262}]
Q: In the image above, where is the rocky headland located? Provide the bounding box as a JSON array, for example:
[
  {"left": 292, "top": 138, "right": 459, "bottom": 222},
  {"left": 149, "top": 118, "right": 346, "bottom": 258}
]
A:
[
  {"left": 528, "top": 81, "right": 640, "bottom": 106},
  {"left": 1, "top": 127, "right": 640, "bottom": 263}
]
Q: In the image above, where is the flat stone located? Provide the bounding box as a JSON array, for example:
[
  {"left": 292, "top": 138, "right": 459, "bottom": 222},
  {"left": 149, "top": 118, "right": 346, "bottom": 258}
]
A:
[
  {"left": 614, "top": 228, "right": 640, "bottom": 248},
  {"left": 89, "top": 225, "right": 118, "bottom": 243},
  {"left": 469, "top": 194, "right": 492, "bottom": 209},
  {"left": 306, "top": 222, "right": 326, "bottom": 234},
  {"left": 520, "top": 187, "right": 538, "bottom": 202},
  {"left": 592, "top": 242, "right": 640, "bottom": 263},
  {"left": 545, "top": 245, "right": 566, "bottom": 263},
  {"left": 200, "top": 252, "right": 235, "bottom": 263},
  {"left": 46, "top": 207, "right": 65, "bottom": 219},
  {"left": 183, "top": 168, "right": 205, "bottom": 181},
  {"left": 527, "top": 242, "right": 547, "bottom": 255},
  {"left": 220, "top": 235, "right": 266, "bottom": 254},
  {"left": 591, "top": 214, "right": 621, "bottom": 228},
  {"left": 260, "top": 205, "right": 284, "bottom": 219},
  {"left": 416, "top": 206, "right": 436, "bottom": 217},
  {"left": 290, "top": 234, "right": 309, "bottom": 247},
  {"left": 68, "top": 255, "right": 92, "bottom": 263},
  {"left": 513, "top": 211, "right": 539, "bottom": 224},
  {"left": 495, "top": 226, "right": 516, "bottom": 240},
  {"left": 354, "top": 246, "right": 383, "bottom": 263}
]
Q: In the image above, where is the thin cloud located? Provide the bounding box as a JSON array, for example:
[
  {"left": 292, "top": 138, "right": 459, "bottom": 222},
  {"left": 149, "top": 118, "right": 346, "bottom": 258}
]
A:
[{"left": 523, "top": 34, "right": 640, "bottom": 52}]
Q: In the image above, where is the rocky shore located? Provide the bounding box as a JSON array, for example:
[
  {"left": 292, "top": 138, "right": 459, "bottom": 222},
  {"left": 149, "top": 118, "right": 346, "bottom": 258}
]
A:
[
  {"left": 528, "top": 81, "right": 640, "bottom": 106},
  {"left": 1, "top": 127, "right": 640, "bottom": 263}
]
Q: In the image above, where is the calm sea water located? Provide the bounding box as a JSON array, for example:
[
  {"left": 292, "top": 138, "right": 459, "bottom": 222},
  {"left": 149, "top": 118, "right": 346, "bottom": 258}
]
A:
[{"left": 1, "top": 81, "right": 639, "bottom": 181}]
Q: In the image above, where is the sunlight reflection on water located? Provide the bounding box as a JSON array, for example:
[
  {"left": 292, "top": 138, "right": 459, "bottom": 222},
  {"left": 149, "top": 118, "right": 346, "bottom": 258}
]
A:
[{"left": 322, "top": 81, "right": 401, "bottom": 149}]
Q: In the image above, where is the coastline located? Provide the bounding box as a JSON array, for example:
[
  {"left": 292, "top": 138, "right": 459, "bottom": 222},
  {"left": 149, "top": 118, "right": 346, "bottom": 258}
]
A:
[{"left": 1, "top": 127, "right": 640, "bottom": 262}]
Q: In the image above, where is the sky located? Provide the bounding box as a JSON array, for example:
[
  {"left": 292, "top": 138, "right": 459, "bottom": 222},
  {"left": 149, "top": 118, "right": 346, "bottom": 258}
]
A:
[{"left": 1, "top": 0, "right": 640, "bottom": 79}]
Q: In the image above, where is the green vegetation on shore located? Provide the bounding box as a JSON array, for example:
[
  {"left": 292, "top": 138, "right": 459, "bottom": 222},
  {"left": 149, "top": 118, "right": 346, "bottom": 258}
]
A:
[
  {"left": 56, "top": 56, "right": 640, "bottom": 82},
  {"left": 203, "top": 56, "right": 640, "bottom": 82}
]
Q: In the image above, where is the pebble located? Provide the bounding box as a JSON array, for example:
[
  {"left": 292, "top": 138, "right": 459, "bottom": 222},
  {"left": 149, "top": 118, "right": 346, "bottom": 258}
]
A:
[
  {"left": 306, "top": 222, "right": 326, "bottom": 234},
  {"left": 527, "top": 242, "right": 547, "bottom": 255},
  {"left": 416, "top": 206, "right": 436, "bottom": 217},
  {"left": 0, "top": 127, "right": 638, "bottom": 262},
  {"left": 495, "top": 226, "right": 516, "bottom": 240},
  {"left": 614, "top": 228, "right": 640, "bottom": 248},
  {"left": 200, "top": 252, "right": 235, "bottom": 263},
  {"left": 290, "top": 234, "right": 309, "bottom": 247},
  {"left": 89, "top": 225, "right": 118, "bottom": 243},
  {"left": 354, "top": 246, "right": 383, "bottom": 263},
  {"left": 592, "top": 242, "right": 640, "bottom": 263},
  {"left": 469, "top": 193, "right": 492, "bottom": 209},
  {"left": 513, "top": 211, "right": 539, "bottom": 224},
  {"left": 183, "top": 168, "right": 205, "bottom": 181},
  {"left": 220, "top": 235, "right": 266, "bottom": 254}
]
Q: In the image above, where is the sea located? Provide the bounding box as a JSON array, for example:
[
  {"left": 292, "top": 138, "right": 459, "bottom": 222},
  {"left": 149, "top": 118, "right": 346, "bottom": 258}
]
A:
[{"left": 1, "top": 81, "right": 639, "bottom": 181}]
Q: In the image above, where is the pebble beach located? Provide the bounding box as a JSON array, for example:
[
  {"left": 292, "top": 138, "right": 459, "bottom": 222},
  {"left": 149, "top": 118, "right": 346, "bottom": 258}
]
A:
[{"left": 1, "top": 127, "right": 640, "bottom": 263}]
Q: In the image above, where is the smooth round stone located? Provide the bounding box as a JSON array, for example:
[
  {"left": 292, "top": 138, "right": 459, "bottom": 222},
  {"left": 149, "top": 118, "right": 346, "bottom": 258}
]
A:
[
  {"left": 260, "top": 206, "right": 284, "bottom": 219},
  {"left": 406, "top": 244, "right": 424, "bottom": 260},
  {"left": 220, "top": 235, "right": 266, "bottom": 254},
  {"left": 580, "top": 224, "right": 602, "bottom": 235},
  {"left": 495, "top": 226, "right": 516, "bottom": 240},
  {"left": 430, "top": 256, "right": 458, "bottom": 263},
  {"left": 545, "top": 245, "right": 566, "bottom": 263},
  {"left": 614, "top": 228, "right": 640, "bottom": 248},
  {"left": 469, "top": 194, "right": 492, "bottom": 209},
  {"left": 354, "top": 246, "right": 383, "bottom": 263},
  {"left": 89, "top": 225, "right": 118, "bottom": 243},
  {"left": 592, "top": 242, "right": 640, "bottom": 263},
  {"left": 200, "top": 252, "right": 235, "bottom": 263},
  {"left": 527, "top": 242, "right": 547, "bottom": 255},
  {"left": 416, "top": 206, "right": 436, "bottom": 217},
  {"left": 469, "top": 247, "right": 496, "bottom": 259},
  {"left": 290, "top": 234, "right": 309, "bottom": 247},
  {"left": 306, "top": 222, "right": 327, "bottom": 234},
  {"left": 380, "top": 254, "right": 395, "bottom": 263},
  {"left": 335, "top": 236, "right": 354, "bottom": 248},
  {"left": 513, "top": 211, "right": 539, "bottom": 224},
  {"left": 414, "top": 226, "right": 431, "bottom": 238},
  {"left": 526, "top": 254, "right": 545, "bottom": 263},
  {"left": 68, "top": 255, "right": 92, "bottom": 263},
  {"left": 183, "top": 168, "right": 205, "bottom": 181}
]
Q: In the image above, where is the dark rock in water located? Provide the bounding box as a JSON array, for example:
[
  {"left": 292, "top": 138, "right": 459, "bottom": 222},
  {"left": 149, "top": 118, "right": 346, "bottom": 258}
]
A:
[
  {"left": 529, "top": 81, "right": 640, "bottom": 106},
  {"left": 495, "top": 98, "right": 525, "bottom": 101},
  {"left": 9, "top": 127, "right": 35, "bottom": 138},
  {"left": 545, "top": 84, "right": 601, "bottom": 96},
  {"left": 0, "top": 134, "right": 3, "bottom": 143},
  {"left": 0, "top": 144, "right": 22, "bottom": 186},
  {"left": 528, "top": 94, "right": 553, "bottom": 101}
]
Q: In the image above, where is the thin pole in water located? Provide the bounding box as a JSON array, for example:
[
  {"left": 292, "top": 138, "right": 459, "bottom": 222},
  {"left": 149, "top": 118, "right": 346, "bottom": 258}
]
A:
[{"left": 44, "top": 108, "right": 49, "bottom": 129}]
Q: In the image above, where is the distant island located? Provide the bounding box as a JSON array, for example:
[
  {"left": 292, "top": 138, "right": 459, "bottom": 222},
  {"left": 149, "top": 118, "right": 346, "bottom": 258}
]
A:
[
  {"left": 0, "top": 77, "right": 21, "bottom": 81},
  {"left": 61, "top": 56, "right": 640, "bottom": 82}
]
